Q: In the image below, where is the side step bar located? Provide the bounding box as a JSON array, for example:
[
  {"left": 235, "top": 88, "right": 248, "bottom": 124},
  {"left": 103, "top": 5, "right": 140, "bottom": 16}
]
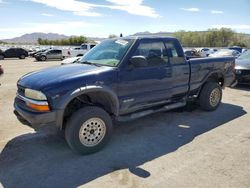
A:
[{"left": 117, "top": 101, "right": 186, "bottom": 122}]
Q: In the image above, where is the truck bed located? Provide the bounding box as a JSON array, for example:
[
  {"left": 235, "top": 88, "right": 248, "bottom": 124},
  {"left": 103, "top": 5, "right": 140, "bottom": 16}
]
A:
[{"left": 189, "top": 56, "right": 235, "bottom": 94}]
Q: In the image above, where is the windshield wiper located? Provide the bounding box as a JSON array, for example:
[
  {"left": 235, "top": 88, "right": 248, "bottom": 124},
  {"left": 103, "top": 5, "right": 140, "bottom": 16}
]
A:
[{"left": 80, "top": 61, "right": 102, "bottom": 67}]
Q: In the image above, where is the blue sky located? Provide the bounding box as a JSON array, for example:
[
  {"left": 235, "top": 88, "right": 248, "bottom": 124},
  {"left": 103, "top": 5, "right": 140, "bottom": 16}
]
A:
[{"left": 0, "top": 0, "right": 250, "bottom": 39}]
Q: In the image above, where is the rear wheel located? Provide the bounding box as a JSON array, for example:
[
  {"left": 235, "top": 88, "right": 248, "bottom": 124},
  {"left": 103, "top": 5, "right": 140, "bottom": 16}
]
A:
[
  {"left": 199, "top": 82, "right": 222, "bottom": 111},
  {"left": 65, "top": 106, "right": 113, "bottom": 155},
  {"left": 0, "top": 55, "right": 4, "bottom": 60}
]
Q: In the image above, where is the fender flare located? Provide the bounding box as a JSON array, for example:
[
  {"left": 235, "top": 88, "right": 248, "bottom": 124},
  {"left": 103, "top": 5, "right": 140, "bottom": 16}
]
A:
[
  {"left": 202, "top": 70, "right": 225, "bottom": 85},
  {"left": 58, "top": 85, "right": 120, "bottom": 116},
  {"left": 194, "top": 70, "right": 225, "bottom": 97}
]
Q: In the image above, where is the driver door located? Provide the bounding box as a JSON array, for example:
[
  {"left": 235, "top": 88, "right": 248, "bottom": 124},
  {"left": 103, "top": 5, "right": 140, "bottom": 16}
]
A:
[{"left": 118, "top": 39, "right": 173, "bottom": 114}]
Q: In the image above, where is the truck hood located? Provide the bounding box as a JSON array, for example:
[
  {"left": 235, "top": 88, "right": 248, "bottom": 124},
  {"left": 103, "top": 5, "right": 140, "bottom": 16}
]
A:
[
  {"left": 235, "top": 59, "right": 250, "bottom": 70},
  {"left": 18, "top": 64, "right": 113, "bottom": 90}
]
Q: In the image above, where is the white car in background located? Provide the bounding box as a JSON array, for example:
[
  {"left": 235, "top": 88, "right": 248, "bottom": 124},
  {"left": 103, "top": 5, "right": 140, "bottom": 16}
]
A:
[
  {"left": 209, "top": 49, "right": 241, "bottom": 58},
  {"left": 199, "top": 48, "right": 217, "bottom": 57},
  {"left": 62, "top": 43, "right": 96, "bottom": 58}
]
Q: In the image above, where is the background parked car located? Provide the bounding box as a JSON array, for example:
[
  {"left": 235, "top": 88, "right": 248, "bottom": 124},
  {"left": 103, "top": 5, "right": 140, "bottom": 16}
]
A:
[
  {"left": 209, "top": 49, "right": 241, "bottom": 58},
  {"left": 62, "top": 43, "right": 96, "bottom": 58},
  {"left": 229, "top": 46, "right": 243, "bottom": 53},
  {"left": 184, "top": 49, "right": 201, "bottom": 60},
  {"left": 35, "top": 49, "right": 63, "bottom": 61},
  {"left": 30, "top": 48, "right": 50, "bottom": 57},
  {"left": 0, "top": 64, "right": 3, "bottom": 85},
  {"left": 200, "top": 48, "right": 213, "bottom": 57},
  {"left": 0, "top": 64, "right": 3, "bottom": 76},
  {"left": 235, "top": 50, "right": 250, "bottom": 84},
  {"left": 0, "top": 48, "right": 28, "bottom": 60}
]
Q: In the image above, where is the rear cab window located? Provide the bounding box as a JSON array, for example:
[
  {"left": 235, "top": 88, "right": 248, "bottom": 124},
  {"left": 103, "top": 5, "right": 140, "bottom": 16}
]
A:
[{"left": 164, "top": 39, "right": 185, "bottom": 64}]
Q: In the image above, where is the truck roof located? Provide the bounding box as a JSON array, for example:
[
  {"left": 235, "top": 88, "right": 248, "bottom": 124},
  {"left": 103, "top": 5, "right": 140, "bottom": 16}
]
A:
[{"left": 118, "top": 36, "right": 177, "bottom": 40}]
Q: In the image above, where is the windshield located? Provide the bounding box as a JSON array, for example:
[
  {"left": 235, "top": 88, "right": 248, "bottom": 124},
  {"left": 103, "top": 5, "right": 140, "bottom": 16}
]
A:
[
  {"left": 79, "top": 39, "right": 135, "bottom": 67},
  {"left": 238, "top": 50, "right": 250, "bottom": 60}
]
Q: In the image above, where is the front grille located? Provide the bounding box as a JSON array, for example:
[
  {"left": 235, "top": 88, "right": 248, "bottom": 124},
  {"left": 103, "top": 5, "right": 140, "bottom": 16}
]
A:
[{"left": 17, "top": 85, "right": 25, "bottom": 96}]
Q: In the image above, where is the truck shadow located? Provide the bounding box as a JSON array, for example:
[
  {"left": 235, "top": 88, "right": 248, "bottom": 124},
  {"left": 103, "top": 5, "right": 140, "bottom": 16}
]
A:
[{"left": 0, "top": 103, "right": 247, "bottom": 188}]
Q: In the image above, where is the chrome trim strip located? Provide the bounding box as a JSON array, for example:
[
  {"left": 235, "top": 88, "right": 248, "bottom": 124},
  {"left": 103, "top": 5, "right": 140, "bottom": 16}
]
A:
[{"left": 17, "top": 94, "right": 48, "bottom": 106}]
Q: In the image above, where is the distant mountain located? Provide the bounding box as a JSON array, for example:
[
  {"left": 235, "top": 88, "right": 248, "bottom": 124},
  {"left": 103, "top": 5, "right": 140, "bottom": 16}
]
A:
[
  {"left": 1, "top": 32, "right": 106, "bottom": 44},
  {"left": 132, "top": 31, "right": 174, "bottom": 36},
  {"left": 1, "top": 32, "right": 70, "bottom": 44}
]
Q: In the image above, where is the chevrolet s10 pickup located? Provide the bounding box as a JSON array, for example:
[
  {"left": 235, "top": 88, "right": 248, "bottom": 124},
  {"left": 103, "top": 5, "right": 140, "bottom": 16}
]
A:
[{"left": 14, "top": 36, "right": 235, "bottom": 154}]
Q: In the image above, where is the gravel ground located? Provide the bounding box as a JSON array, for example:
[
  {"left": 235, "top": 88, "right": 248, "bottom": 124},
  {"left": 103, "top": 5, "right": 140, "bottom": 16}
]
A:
[{"left": 0, "top": 58, "right": 250, "bottom": 188}]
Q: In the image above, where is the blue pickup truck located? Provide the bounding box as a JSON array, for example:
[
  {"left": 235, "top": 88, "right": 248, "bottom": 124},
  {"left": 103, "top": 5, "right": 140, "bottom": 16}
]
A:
[{"left": 14, "top": 36, "right": 235, "bottom": 154}]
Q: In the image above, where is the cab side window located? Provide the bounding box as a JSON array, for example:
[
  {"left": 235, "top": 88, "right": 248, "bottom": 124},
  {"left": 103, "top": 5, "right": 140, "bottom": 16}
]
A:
[
  {"left": 165, "top": 41, "right": 185, "bottom": 64},
  {"left": 133, "top": 41, "right": 168, "bottom": 67}
]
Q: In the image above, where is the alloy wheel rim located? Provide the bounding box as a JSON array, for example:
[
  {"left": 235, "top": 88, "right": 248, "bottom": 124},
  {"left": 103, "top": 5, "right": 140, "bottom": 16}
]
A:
[
  {"left": 79, "top": 118, "right": 106, "bottom": 147},
  {"left": 209, "top": 88, "right": 221, "bottom": 107}
]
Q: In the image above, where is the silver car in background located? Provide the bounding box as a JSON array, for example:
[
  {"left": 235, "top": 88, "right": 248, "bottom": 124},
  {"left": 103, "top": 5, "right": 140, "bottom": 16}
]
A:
[
  {"left": 235, "top": 50, "right": 250, "bottom": 84},
  {"left": 35, "top": 49, "right": 63, "bottom": 61}
]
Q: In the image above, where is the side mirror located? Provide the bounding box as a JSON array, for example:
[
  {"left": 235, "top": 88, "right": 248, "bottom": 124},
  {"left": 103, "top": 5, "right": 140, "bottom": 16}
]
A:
[{"left": 130, "top": 56, "right": 148, "bottom": 67}]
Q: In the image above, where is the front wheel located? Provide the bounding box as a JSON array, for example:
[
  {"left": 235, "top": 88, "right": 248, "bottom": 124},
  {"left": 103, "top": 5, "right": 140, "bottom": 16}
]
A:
[
  {"left": 65, "top": 106, "right": 113, "bottom": 155},
  {"left": 199, "top": 82, "right": 222, "bottom": 111},
  {"left": 19, "top": 54, "right": 26, "bottom": 59},
  {"left": 40, "top": 56, "right": 46, "bottom": 61}
]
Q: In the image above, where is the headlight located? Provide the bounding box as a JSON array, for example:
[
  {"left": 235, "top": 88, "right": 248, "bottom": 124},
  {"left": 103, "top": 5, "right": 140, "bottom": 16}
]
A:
[{"left": 25, "top": 88, "right": 47, "bottom": 100}]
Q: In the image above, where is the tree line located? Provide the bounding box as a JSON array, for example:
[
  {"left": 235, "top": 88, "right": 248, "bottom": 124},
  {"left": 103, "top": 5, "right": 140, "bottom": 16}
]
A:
[
  {"left": 37, "top": 36, "right": 89, "bottom": 45},
  {"left": 173, "top": 28, "right": 250, "bottom": 47},
  {"left": 35, "top": 28, "right": 250, "bottom": 47},
  {"left": 0, "top": 40, "right": 7, "bottom": 44}
]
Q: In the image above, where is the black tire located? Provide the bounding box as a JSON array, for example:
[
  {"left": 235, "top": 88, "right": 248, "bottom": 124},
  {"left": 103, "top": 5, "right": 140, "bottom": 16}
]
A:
[
  {"left": 40, "top": 56, "right": 47, "bottom": 61},
  {"left": 19, "top": 54, "right": 26, "bottom": 59},
  {"left": 65, "top": 106, "right": 113, "bottom": 155},
  {"left": 0, "top": 55, "right": 4, "bottom": 60},
  {"left": 199, "top": 82, "right": 222, "bottom": 111}
]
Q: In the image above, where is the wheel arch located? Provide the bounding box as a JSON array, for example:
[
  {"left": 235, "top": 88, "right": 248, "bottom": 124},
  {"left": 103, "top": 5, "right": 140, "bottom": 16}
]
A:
[
  {"left": 206, "top": 71, "right": 225, "bottom": 87},
  {"left": 59, "top": 86, "right": 119, "bottom": 130},
  {"left": 192, "top": 71, "right": 225, "bottom": 98}
]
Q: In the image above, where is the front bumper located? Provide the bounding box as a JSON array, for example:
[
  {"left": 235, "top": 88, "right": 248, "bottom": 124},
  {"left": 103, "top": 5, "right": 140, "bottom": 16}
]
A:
[{"left": 14, "top": 96, "right": 63, "bottom": 131}]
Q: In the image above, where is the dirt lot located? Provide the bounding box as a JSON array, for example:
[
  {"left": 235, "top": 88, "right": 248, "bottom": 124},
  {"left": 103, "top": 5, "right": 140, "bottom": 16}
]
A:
[{"left": 0, "top": 58, "right": 250, "bottom": 188}]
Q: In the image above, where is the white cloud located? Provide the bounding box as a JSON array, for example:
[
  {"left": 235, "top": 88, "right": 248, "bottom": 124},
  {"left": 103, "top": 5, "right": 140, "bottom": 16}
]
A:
[
  {"left": 104, "top": 0, "right": 160, "bottom": 18},
  {"left": 211, "top": 24, "right": 250, "bottom": 29},
  {"left": 41, "top": 13, "right": 54, "bottom": 17},
  {"left": 27, "top": 0, "right": 160, "bottom": 18},
  {"left": 180, "top": 7, "right": 200, "bottom": 12},
  {"left": 211, "top": 10, "right": 223, "bottom": 14},
  {"left": 28, "top": 0, "right": 102, "bottom": 17}
]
